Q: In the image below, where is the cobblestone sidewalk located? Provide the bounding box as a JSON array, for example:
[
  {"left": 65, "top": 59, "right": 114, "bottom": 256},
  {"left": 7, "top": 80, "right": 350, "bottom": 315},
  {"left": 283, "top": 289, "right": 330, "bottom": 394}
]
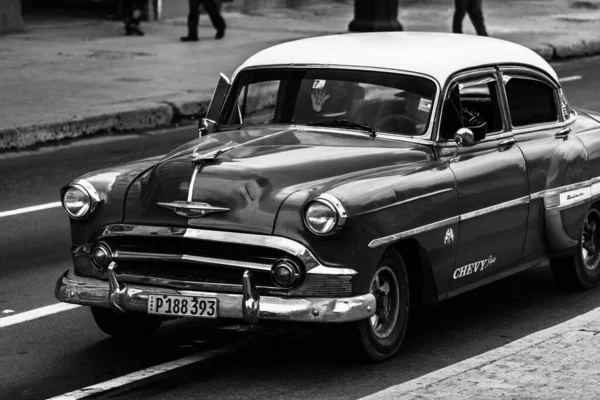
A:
[{"left": 360, "top": 308, "right": 600, "bottom": 400}]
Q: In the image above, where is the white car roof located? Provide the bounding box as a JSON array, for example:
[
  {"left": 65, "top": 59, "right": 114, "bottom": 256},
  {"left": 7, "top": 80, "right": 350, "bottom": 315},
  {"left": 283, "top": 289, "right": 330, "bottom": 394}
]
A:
[{"left": 236, "top": 32, "right": 558, "bottom": 85}]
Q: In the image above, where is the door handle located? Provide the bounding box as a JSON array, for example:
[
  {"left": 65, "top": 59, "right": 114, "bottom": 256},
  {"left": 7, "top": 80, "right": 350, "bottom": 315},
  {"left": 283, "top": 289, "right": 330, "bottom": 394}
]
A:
[
  {"left": 498, "top": 137, "right": 516, "bottom": 147},
  {"left": 556, "top": 127, "right": 571, "bottom": 137}
]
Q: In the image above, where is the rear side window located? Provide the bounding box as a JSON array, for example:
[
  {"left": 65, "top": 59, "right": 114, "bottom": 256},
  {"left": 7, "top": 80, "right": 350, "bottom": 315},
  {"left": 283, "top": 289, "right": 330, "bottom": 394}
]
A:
[{"left": 503, "top": 75, "right": 558, "bottom": 127}]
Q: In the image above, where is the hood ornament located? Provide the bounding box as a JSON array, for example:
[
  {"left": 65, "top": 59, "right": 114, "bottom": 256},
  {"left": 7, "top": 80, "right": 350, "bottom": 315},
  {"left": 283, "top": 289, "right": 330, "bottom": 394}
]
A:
[
  {"left": 192, "top": 145, "right": 235, "bottom": 164},
  {"left": 157, "top": 201, "right": 230, "bottom": 218}
]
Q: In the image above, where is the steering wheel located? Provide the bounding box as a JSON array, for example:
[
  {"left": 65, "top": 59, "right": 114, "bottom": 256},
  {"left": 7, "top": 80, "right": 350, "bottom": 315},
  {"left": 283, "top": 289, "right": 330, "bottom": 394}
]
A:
[{"left": 374, "top": 115, "right": 419, "bottom": 135}]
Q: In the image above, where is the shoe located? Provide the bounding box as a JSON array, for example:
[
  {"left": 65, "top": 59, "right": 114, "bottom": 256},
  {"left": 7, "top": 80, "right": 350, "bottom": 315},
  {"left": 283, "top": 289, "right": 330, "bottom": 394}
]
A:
[
  {"left": 180, "top": 35, "right": 199, "bottom": 42},
  {"left": 132, "top": 27, "right": 144, "bottom": 36},
  {"left": 125, "top": 25, "right": 144, "bottom": 36},
  {"left": 215, "top": 28, "right": 225, "bottom": 40}
]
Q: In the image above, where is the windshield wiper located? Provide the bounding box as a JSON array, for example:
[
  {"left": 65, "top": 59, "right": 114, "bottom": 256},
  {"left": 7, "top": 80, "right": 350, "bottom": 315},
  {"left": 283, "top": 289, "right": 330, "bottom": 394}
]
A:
[{"left": 306, "top": 119, "right": 376, "bottom": 137}]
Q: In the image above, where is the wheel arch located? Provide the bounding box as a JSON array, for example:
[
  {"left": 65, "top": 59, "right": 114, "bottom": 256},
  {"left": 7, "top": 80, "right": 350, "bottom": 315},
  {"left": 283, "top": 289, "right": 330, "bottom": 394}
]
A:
[{"left": 387, "top": 238, "right": 438, "bottom": 308}]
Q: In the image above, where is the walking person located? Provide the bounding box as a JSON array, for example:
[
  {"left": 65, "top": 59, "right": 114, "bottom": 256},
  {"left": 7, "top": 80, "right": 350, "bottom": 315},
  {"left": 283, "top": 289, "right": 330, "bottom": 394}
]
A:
[
  {"left": 181, "top": 0, "right": 227, "bottom": 41},
  {"left": 452, "top": 0, "right": 488, "bottom": 36},
  {"left": 122, "top": 0, "right": 145, "bottom": 36}
]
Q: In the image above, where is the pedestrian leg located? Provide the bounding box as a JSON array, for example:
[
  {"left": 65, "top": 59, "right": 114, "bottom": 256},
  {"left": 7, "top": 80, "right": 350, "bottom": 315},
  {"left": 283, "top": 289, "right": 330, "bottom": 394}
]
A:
[
  {"left": 452, "top": 0, "right": 467, "bottom": 33},
  {"left": 182, "top": 0, "right": 201, "bottom": 41},
  {"left": 123, "top": 0, "right": 144, "bottom": 36},
  {"left": 467, "top": 0, "right": 488, "bottom": 36},
  {"left": 202, "top": 0, "right": 227, "bottom": 39}
]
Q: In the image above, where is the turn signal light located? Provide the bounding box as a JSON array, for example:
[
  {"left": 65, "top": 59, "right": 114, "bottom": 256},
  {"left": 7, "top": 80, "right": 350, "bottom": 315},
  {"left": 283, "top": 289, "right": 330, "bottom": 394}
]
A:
[
  {"left": 91, "top": 243, "right": 112, "bottom": 270},
  {"left": 271, "top": 259, "right": 301, "bottom": 288}
]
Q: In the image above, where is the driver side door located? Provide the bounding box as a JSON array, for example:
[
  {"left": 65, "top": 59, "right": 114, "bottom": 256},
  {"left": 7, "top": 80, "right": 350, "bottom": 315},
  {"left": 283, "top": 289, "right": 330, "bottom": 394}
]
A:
[{"left": 434, "top": 68, "right": 530, "bottom": 298}]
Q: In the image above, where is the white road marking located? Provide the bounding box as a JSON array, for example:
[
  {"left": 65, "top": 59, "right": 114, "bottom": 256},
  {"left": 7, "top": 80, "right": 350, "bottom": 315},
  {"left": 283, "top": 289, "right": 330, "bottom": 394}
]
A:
[
  {"left": 0, "top": 303, "right": 81, "bottom": 328},
  {"left": 46, "top": 335, "right": 264, "bottom": 400},
  {"left": 358, "top": 307, "right": 600, "bottom": 400},
  {"left": 0, "top": 201, "right": 62, "bottom": 218},
  {"left": 558, "top": 75, "right": 583, "bottom": 82}
]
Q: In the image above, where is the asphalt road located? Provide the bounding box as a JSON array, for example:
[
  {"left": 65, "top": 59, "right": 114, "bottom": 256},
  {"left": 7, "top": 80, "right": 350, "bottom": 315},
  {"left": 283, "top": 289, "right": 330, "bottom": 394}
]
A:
[{"left": 1, "top": 56, "right": 600, "bottom": 400}]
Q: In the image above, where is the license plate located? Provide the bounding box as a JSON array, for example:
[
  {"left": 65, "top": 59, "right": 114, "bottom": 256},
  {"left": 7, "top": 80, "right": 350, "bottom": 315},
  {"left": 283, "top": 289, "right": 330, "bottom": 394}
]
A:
[{"left": 147, "top": 294, "right": 218, "bottom": 318}]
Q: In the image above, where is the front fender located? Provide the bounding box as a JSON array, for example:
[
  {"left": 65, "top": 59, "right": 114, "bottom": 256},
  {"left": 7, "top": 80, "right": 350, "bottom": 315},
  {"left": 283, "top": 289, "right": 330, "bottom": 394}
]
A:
[
  {"left": 273, "top": 161, "right": 458, "bottom": 296},
  {"left": 63, "top": 155, "right": 163, "bottom": 247}
]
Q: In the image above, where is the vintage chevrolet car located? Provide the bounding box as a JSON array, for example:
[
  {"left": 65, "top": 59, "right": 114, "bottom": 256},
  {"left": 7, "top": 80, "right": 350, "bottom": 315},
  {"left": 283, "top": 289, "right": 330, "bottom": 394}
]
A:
[{"left": 56, "top": 32, "right": 600, "bottom": 362}]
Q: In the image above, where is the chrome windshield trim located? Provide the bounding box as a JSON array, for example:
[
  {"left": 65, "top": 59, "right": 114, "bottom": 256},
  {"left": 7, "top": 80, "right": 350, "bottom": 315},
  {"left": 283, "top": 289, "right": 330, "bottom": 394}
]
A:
[
  {"left": 229, "top": 64, "right": 440, "bottom": 140},
  {"left": 460, "top": 195, "right": 529, "bottom": 221},
  {"left": 114, "top": 250, "right": 272, "bottom": 272},
  {"left": 368, "top": 216, "right": 459, "bottom": 248},
  {"left": 99, "top": 224, "right": 352, "bottom": 275}
]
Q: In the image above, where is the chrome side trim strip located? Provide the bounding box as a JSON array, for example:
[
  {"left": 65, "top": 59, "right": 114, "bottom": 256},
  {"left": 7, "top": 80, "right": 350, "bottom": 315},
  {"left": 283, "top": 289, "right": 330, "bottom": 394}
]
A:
[
  {"left": 368, "top": 216, "right": 459, "bottom": 248},
  {"left": 114, "top": 250, "right": 272, "bottom": 272},
  {"left": 364, "top": 188, "right": 454, "bottom": 215},
  {"left": 460, "top": 196, "right": 529, "bottom": 221},
  {"left": 530, "top": 180, "right": 592, "bottom": 201}
]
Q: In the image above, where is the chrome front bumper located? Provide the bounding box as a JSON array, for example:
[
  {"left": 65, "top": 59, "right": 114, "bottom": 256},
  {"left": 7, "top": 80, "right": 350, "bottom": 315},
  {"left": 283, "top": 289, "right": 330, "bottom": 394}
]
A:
[{"left": 55, "top": 264, "right": 376, "bottom": 324}]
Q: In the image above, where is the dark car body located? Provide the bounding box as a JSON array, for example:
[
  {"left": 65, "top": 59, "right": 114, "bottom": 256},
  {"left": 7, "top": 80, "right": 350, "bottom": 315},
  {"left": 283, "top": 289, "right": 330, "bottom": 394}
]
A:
[{"left": 55, "top": 32, "right": 600, "bottom": 361}]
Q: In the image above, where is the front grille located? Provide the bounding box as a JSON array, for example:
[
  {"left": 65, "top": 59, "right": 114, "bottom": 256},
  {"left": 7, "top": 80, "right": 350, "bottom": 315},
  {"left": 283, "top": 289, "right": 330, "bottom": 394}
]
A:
[
  {"left": 111, "top": 236, "right": 286, "bottom": 266},
  {"left": 118, "top": 260, "right": 275, "bottom": 288},
  {"left": 72, "top": 232, "right": 353, "bottom": 297}
]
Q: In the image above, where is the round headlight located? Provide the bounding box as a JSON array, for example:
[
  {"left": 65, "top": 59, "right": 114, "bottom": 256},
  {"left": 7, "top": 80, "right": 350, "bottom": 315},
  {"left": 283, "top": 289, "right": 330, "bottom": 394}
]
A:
[
  {"left": 62, "top": 185, "right": 92, "bottom": 218},
  {"left": 304, "top": 201, "right": 338, "bottom": 235}
]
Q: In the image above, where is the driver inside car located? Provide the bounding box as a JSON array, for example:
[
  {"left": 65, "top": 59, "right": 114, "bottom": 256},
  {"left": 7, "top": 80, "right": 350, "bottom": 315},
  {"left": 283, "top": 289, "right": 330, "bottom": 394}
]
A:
[
  {"left": 440, "top": 84, "right": 487, "bottom": 141},
  {"left": 294, "top": 80, "right": 354, "bottom": 123}
]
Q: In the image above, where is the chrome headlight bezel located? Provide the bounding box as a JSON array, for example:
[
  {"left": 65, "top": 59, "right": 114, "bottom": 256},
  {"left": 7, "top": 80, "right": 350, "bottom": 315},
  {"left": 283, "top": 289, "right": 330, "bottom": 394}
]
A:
[
  {"left": 61, "top": 180, "right": 101, "bottom": 219},
  {"left": 303, "top": 194, "right": 347, "bottom": 236}
]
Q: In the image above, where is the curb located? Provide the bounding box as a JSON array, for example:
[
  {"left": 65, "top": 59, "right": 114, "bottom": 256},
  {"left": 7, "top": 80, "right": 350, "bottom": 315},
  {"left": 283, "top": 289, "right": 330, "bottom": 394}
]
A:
[
  {"left": 532, "top": 39, "right": 600, "bottom": 61},
  {"left": 0, "top": 95, "right": 211, "bottom": 151},
  {"left": 2, "top": 37, "right": 599, "bottom": 151},
  {"left": 358, "top": 307, "right": 600, "bottom": 400}
]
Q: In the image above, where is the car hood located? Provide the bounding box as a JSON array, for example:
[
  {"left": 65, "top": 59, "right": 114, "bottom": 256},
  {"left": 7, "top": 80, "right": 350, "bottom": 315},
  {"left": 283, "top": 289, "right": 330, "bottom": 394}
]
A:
[{"left": 123, "top": 126, "right": 433, "bottom": 234}]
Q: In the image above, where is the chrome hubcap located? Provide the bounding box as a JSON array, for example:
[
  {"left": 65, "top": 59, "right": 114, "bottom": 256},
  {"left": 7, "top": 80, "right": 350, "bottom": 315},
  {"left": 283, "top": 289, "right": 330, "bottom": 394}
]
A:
[
  {"left": 581, "top": 211, "right": 600, "bottom": 271},
  {"left": 369, "top": 266, "right": 400, "bottom": 339}
]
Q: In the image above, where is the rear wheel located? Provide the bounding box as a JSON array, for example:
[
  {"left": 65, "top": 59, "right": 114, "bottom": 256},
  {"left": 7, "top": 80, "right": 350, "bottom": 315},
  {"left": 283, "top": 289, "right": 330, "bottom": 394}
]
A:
[
  {"left": 351, "top": 251, "right": 410, "bottom": 362},
  {"left": 91, "top": 307, "right": 163, "bottom": 339},
  {"left": 551, "top": 207, "right": 600, "bottom": 290}
]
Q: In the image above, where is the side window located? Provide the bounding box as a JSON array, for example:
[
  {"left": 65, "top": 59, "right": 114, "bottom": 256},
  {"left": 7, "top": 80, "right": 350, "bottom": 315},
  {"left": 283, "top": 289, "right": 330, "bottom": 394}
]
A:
[
  {"left": 503, "top": 75, "right": 558, "bottom": 127},
  {"left": 230, "top": 80, "right": 280, "bottom": 125},
  {"left": 439, "top": 75, "right": 503, "bottom": 141}
]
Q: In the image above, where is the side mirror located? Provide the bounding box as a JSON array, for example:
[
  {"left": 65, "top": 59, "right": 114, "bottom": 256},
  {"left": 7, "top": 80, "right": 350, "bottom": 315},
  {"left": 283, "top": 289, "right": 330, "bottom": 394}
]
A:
[
  {"left": 198, "top": 118, "right": 215, "bottom": 138},
  {"left": 454, "top": 128, "right": 475, "bottom": 147}
]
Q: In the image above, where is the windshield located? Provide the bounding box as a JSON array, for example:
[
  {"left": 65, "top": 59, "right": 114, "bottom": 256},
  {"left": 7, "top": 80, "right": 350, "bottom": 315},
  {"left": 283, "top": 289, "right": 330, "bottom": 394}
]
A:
[{"left": 218, "top": 68, "right": 437, "bottom": 136}]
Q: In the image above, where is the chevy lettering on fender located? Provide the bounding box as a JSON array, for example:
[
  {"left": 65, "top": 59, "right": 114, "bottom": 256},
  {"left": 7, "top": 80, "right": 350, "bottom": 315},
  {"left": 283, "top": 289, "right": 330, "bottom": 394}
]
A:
[
  {"left": 54, "top": 32, "right": 600, "bottom": 364},
  {"left": 453, "top": 256, "right": 497, "bottom": 279}
]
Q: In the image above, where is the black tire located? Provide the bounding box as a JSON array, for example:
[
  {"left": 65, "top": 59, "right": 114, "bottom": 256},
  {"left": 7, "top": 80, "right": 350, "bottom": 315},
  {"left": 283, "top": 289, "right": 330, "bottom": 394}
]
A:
[
  {"left": 551, "top": 207, "right": 600, "bottom": 290},
  {"left": 91, "top": 307, "right": 163, "bottom": 339},
  {"left": 351, "top": 250, "right": 410, "bottom": 362}
]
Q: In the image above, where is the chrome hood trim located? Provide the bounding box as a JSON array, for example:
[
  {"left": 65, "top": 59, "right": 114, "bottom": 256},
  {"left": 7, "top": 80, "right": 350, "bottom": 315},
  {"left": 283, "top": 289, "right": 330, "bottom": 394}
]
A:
[
  {"left": 99, "top": 224, "right": 357, "bottom": 276},
  {"left": 157, "top": 201, "right": 230, "bottom": 218}
]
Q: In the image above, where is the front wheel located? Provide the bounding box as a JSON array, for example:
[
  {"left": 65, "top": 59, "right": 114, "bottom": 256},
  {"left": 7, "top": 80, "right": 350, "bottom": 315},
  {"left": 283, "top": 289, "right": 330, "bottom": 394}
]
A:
[
  {"left": 351, "top": 251, "right": 410, "bottom": 362},
  {"left": 551, "top": 207, "right": 600, "bottom": 290},
  {"left": 91, "top": 307, "right": 163, "bottom": 339}
]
